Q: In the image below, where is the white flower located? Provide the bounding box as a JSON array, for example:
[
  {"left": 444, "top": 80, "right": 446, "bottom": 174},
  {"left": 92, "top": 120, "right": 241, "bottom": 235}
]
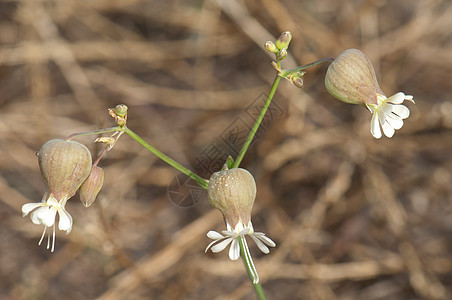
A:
[
  {"left": 22, "top": 195, "right": 72, "bottom": 252},
  {"left": 366, "top": 92, "right": 415, "bottom": 139},
  {"left": 325, "top": 49, "right": 415, "bottom": 139},
  {"left": 205, "top": 221, "right": 276, "bottom": 261}
]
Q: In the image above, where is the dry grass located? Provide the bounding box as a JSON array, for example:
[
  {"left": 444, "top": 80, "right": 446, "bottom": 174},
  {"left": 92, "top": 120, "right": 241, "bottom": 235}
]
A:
[{"left": 1, "top": 0, "right": 451, "bottom": 299}]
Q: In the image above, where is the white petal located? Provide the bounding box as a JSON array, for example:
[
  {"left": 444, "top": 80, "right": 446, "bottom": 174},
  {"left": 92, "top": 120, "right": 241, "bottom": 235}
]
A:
[
  {"left": 35, "top": 206, "right": 49, "bottom": 220},
  {"left": 238, "top": 228, "right": 251, "bottom": 236},
  {"left": 22, "top": 202, "right": 44, "bottom": 216},
  {"left": 229, "top": 238, "right": 240, "bottom": 260},
  {"left": 37, "top": 206, "right": 57, "bottom": 227},
  {"left": 405, "top": 95, "right": 415, "bottom": 103},
  {"left": 207, "top": 231, "right": 225, "bottom": 240},
  {"left": 253, "top": 233, "right": 276, "bottom": 247},
  {"left": 370, "top": 113, "right": 382, "bottom": 139},
  {"left": 391, "top": 104, "right": 410, "bottom": 119},
  {"left": 386, "top": 115, "right": 404, "bottom": 130},
  {"left": 211, "top": 237, "right": 233, "bottom": 253},
  {"left": 221, "top": 230, "right": 236, "bottom": 237},
  {"left": 382, "top": 121, "right": 395, "bottom": 138},
  {"left": 250, "top": 235, "right": 270, "bottom": 254},
  {"left": 205, "top": 240, "right": 222, "bottom": 253},
  {"left": 386, "top": 92, "right": 405, "bottom": 104},
  {"left": 58, "top": 208, "right": 72, "bottom": 233},
  {"left": 378, "top": 106, "right": 392, "bottom": 125},
  {"left": 30, "top": 210, "right": 43, "bottom": 225}
]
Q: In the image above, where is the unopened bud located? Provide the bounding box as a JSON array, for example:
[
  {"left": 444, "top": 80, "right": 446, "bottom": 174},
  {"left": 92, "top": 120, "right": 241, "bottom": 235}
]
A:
[
  {"left": 38, "top": 139, "right": 92, "bottom": 201},
  {"left": 114, "top": 104, "right": 128, "bottom": 117},
  {"left": 265, "top": 41, "right": 277, "bottom": 53},
  {"left": 325, "top": 49, "right": 383, "bottom": 106},
  {"left": 207, "top": 168, "right": 256, "bottom": 228},
  {"left": 292, "top": 76, "right": 304, "bottom": 88},
  {"left": 275, "top": 31, "right": 292, "bottom": 50},
  {"left": 278, "top": 48, "right": 287, "bottom": 60},
  {"left": 108, "top": 104, "right": 128, "bottom": 126},
  {"left": 79, "top": 165, "right": 104, "bottom": 207}
]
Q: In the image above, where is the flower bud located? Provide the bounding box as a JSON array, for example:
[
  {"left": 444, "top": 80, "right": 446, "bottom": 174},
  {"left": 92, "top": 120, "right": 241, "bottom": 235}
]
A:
[
  {"left": 275, "top": 31, "right": 292, "bottom": 50},
  {"left": 108, "top": 104, "right": 128, "bottom": 126},
  {"left": 38, "top": 139, "right": 92, "bottom": 201},
  {"left": 113, "top": 104, "right": 128, "bottom": 117},
  {"left": 291, "top": 76, "right": 304, "bottom": 88},
  {"left": 79, "top": 165, "right": 104, "bottom": 207},
  {"left": 207, "top": 168, "right": 256, "bottom": 228},
  {"left": 277, "top": 48, "right": 288, "bottom": 60},
  {"left": 265, "top": 41, "right": 277, "bottom": 53},
  {"left": 325, "top": 49, "right": 384, "bottom": 106}
]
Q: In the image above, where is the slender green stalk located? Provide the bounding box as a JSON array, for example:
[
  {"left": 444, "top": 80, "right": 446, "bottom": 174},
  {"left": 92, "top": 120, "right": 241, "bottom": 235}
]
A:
[
  {"left": 280, "top": 57, "right": 334, "bottom": 76},
  {"left": 232, "top": 57, "right": 333, "bottom": 170},
  {"left": 239, "top": 236, "right": 267, "bottom": 300},
  {"left": 66, "top": 126, "right": 121, "bottom": 140},
  {"left": 125, "top": 128, "right": 208, "bottom": 190},
  {"left": 233, "top": 74, "right": 281, "bottom": 168}
]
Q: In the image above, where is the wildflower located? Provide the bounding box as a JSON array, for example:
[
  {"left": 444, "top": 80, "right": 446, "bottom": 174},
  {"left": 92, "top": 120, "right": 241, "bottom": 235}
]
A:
[
  {"left": 205, "top": 168, "right": 275, "bottom": 260},
  {"left": 22, "top": 195, "right": 72, "bottom": 252},
  {"left": 325, "top": 48, "right": 415, "bottom": 138},
  {"left": 22, "top": 139, "right": 92, "bottom": 252}
]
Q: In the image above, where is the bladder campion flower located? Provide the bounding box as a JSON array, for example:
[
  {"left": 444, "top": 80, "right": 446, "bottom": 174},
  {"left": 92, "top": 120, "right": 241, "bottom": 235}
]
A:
[
  {"left": 325, "top": 48, "right": 415, "bottom": 138},
  {"left": 22, "top": 139, "right": 92, "bottom": 252},
  {"left": 205, "top": 167, "right": 275, "bottom": 261}
]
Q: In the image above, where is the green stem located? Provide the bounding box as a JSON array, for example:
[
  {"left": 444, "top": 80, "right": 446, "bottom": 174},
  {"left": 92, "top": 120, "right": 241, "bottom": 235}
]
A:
[
  {"left": 66, "top": 126, "right": 121, "bottom": 140},
  {"left": 124, "top": 128, "right": 208, "bottom": 190},
  {"left": 239, "top": 236, "right": 267, "bottom": 300},
  {"left": 233, "top": 74, "right": 281, "bottom": 168},
  {"left": 280, "top": 57, "right": 334, "bottom": 76}
]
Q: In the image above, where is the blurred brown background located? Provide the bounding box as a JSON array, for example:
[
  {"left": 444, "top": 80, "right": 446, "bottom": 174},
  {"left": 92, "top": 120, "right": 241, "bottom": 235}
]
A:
[{"left": 0, "top": 0, "right": 451, "bottom": 299}]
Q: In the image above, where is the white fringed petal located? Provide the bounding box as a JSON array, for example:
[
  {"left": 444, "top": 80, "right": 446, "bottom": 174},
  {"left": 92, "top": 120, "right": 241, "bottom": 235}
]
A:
[
  {"left": 207, "top": 231, "right": 224, "bottom": 240},
  {"left": 253, "top": 233, "right": 276, "bottom": 247},
  {"left": 205, "top": 221, "right": 276, "bottom": 260},
  {"left": 37, "top": 206, "right": 57, "bottom": 227},
  {"left": 30, "top": 210, "right": 43, "bottom": 225},
  {"left": 387, "top": 92, "right": 405, "bottom": 104},
  {"left": 369, "top": 92, "right": 414, "bottom": 138},
  {"left": 250, "top": 235, "right": 270, "bottom": 254},
  {"left": 386, "top": 115, "right": 404, "bottom": 130},
  {"left": 370, "top": 112, "right": 382, "bottom": 139},
  {"left": 382, "top": 121, "right": 395, "bottom": 138},
  {"left": 58, "top": 208, "right": 73, "bottom": 233},
  {"left": 391, "top": 104, "right": 410, "bottom": 119},
  {"left": 211, "top": 238, "right": 233, "bottom": 253},
  {"left": 229, "top": 238, "right": 240, "bottom": 260},
  {"left": 22, "top": 202, "right": 44, "bottom": 216}
]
